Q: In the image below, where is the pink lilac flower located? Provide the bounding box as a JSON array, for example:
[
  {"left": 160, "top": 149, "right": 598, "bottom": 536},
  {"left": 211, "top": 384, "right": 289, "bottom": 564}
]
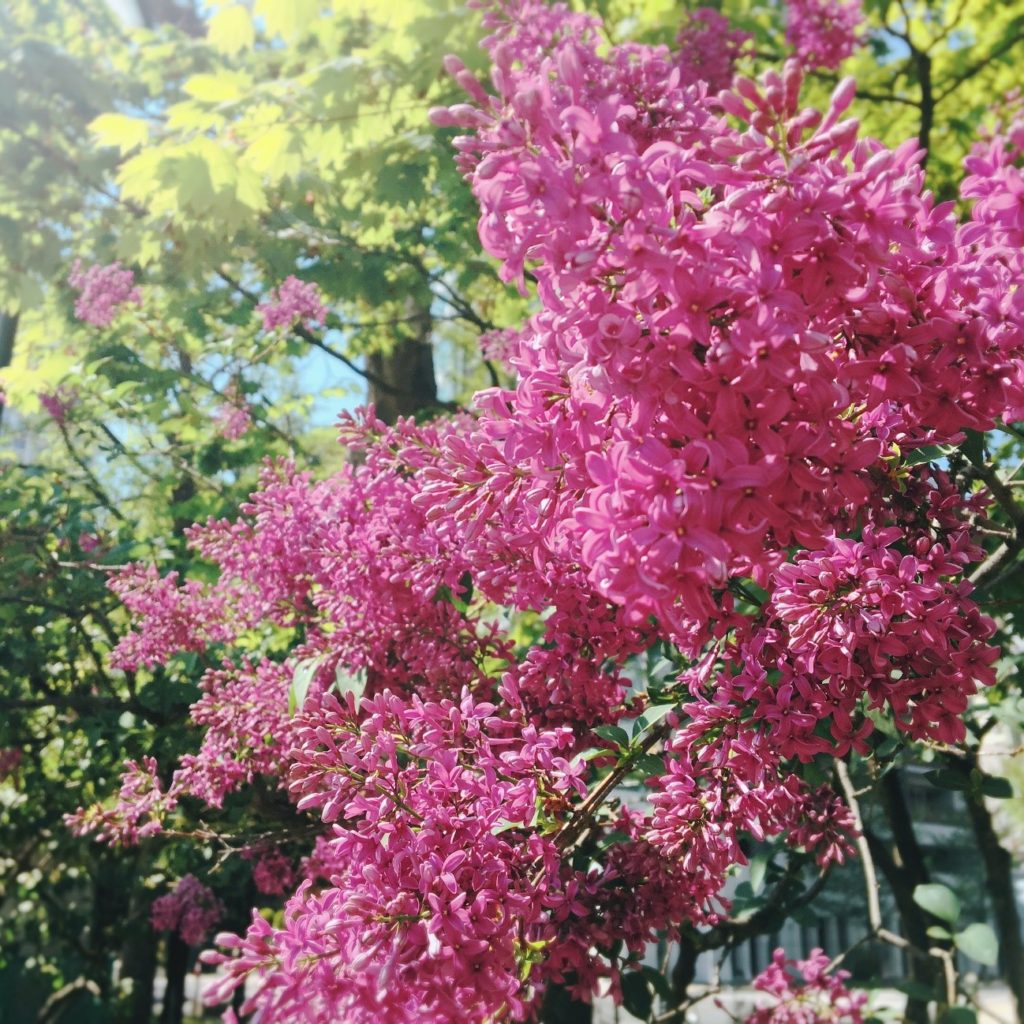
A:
[
  {"left": 249, "top": 849, "right": 295, "bottom": 896},
  {"left": 478, "top": 327, "right": 521, "bottom": 370},
  {"left": 77, "top": 532, "right": 102, "bottom": 554},
  {"left": 214, "top": 383, "right": 252, "bottom": 440},
  {"left": 256, "top": 276, "right": 327, "bottom": 332},
  {"left": 151, "top": 875, "right": 223, "bottom": 946},
  {"left": 743, "top": 948, "right": 867, "bottom": 1023},
  {"left": 959, "top": 96, "right": 1024, "bottom": 422},
  {"left": 173, "top": 659, "right": 296, "bottom": 808},
  {"left": 38, "top": 387, "right": 76, "bottom": 426},
  {"left": 68, "top": 260, "right": 141, "bottom": 327},
  {"left": 203, "top": 688, "right": 580, "bottom": 1022},
  {"left": 112, "top": 440, "right": 515, "bottom": 704},
  {"left": 66, "top": 757, "right": 177, "bottom": 845},
  {"left": 647, "top": 688, "right": 856, "bottom": 892},
  {"left": 675, "top": 7, "right": 751, "bottom": 92},
  {"left": 784, "top": 0, "right": 863, "bottom": 70},
  {"left": 107, "top": 564, "right": 233, "bottom": 671},
  {"left": 431, "top": 2, "right": 1015, "bottom": 657},
  {"left": 767, "top": 517, "right": 996, "bottom": 749}
]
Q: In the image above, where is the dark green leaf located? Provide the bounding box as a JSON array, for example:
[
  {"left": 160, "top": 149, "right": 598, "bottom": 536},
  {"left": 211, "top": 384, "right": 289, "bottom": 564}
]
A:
[
  {"left": 621, "top": 970, "right": 653, "bottom": 1021},
  {"left": 597, "top": 831, "right": 631, "bottom": 850},
  {"left": 924, "top": 768, "right": 969, "bottom": 792},
  {"left": 593, "top": 725, "right": 629, "bottom": 750},
  {"left": 891, "top": 980, "right": 938, "bottom": 1001},
  {"left": 940, "top": 1007, "right": 977, "bottom": 1024},
  {"left": 979, "top": 774, "right": 1014, "bottom": 799},
  {"left": 641, "top": 965, "right": 672, "bottom": 1001},
  {"left": 961, "top": 429, "right": 986, "bottom": 467},
  {"left": 906, "top": 443, "right": 958, "bottom": 466}
]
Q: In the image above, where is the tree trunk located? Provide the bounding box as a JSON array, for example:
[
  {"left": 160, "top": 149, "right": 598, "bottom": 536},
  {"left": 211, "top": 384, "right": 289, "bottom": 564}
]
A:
[
  {"left": 671, "top": 930, "right": 699, "bottom": 1002},
  {"left": 948, "top": 754, "right": 1024, "bottom": 1021},
  {"left": 866, "top": 771, "right": 944, "bottom": 1023},
  {"left": 366, "top": 299, "right": 437, "bottom": 424},
  {"left": 159, "top": 934, "right": 188, "bottom": 1024},
  {"left": 0, "top": 312, "right": 18, "bottom": 430},
  {"left": 121, "top": 888, "right": 158, "bottom": 1024}
]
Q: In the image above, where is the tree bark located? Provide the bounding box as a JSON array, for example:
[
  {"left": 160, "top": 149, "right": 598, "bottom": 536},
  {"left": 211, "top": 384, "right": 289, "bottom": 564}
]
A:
[
  {"left": 914, "top": 49, "right": 934, "bottom": 165},
  {"left": 124, "top": 928, "right": 157, "bottom": 1024},
  {"left": 948, "top": 754, "right": 1024, "bottom": 1021},
  {"left": 0, "top": 311, "right": 18, "bottom": 430},
  {"left": 159, "top": 934, "right": 188, "bottom": 1024},
  {"left": 671, "top": 930, "right": 699, "bottom": 1002},
  {"left": 366, "top": 299, "right": 437, "bottom": 424},
  {"left": 121, "top": 866, "right": 158, "bottom": 1024},
  {"left": 967, "top": 789, "right": 1024, "bottom": 1020},
  {"left": 866, "top": 771, "right": 943, "bottom": 1023}
]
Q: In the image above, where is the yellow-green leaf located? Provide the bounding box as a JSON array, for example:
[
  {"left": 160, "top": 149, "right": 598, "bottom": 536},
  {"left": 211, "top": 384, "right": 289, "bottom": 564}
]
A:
[
  {"left": 208, "top": 4, "right": 255, "bottom": 56},
  {"left": 183, "top": 72, "right": 245, "bottom": 104},
  {"left": 88, "top": 113, "right": 150, "bottom": 155},
  {"left": 234, "top": 166, "right": 267, "bottom": 212},
  {"left": 243, "top": 124, "right": 302, "bottom": 181}
]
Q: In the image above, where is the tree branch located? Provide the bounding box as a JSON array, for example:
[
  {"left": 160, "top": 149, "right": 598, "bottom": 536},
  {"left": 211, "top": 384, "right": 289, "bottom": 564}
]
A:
[
  {"left": 935, "top": 29, "right": 1024, "bottom": 105},
  {"left": 215, "top": 269, "right": 418, "bottom": 399}
]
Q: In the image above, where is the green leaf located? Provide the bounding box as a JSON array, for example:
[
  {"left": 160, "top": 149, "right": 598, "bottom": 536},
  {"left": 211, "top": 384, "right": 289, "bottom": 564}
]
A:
[
  {"left": 641, "top": 965, "right": 672, "bottom": 1002},
  {"left": 632, "top": 703, "right": 677, "bottom": 738},
  {"left": 914, "top": 884, "right": 961, "bottom": 925},
  {"left": 88, "top": 113, "right": 150, "bottom": 155},
  {"left": 596, "top": 831, "right": 630, "bottom": 850},
  {"left": 491, "top": 818, "right": 522, "bottom": 835},
  {"left": 940, "top": 1007, "right": 977, "bottom": 1024},
  {"left": 924, "top": 768, "right": 969, "bottom": 792},
  {"left": 872, "top": 737, "right": 898, "bottom": 760},
  {"left": 172, "top": 151, "right": 218, "bottom": 214},
  {"left": 905, "top": 443, "right": 957, "bottom": 466},
  {"left": 621, "top": 970, "right": 653, "bottom": 1021},
  {"left": 954, "top": 923, "right": 998, "bottom": 966},
  {"left": 962, "top": 428, "right": 986, "bottom": 467},
  {"left": 593, "top": 725, "right": 629, "bottom": 751},
  {"left": 244, "top": 124, "right": 304, "bottom": 181},
  {"left": 288, "top": 657, "right": 320, "bottom": 715},
  {"left": 333, "top": 664, "right": 367, "bottom": 701},
  {"left": 632, "top": 752, "right": 665, "bottom": 778},
  {"left": 979, "top": 774, "right": 1014, "bottom": 799},
  {"left": 749, "top": 849, "right": 771, "bottom": 896},
  {"left": 730, "top": 880, "right": 767, "bottom": 923},
  {"left": 927, "top": 925, "right": 952, "bottom": 940},
  {"left": 208, "top": 4, "right": 255, "bottom": 55},
  {"left": 891, "top": 980, "right": 939, "bottom": 1002}
]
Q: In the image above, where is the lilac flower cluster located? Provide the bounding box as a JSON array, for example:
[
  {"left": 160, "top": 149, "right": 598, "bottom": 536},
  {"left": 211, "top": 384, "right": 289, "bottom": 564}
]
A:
[
  {"left": 67, "top": 260, "right": 141, "bottom": 327},
  {"left": 256, "top": 276, "right": 327, "bottom": 332}
]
